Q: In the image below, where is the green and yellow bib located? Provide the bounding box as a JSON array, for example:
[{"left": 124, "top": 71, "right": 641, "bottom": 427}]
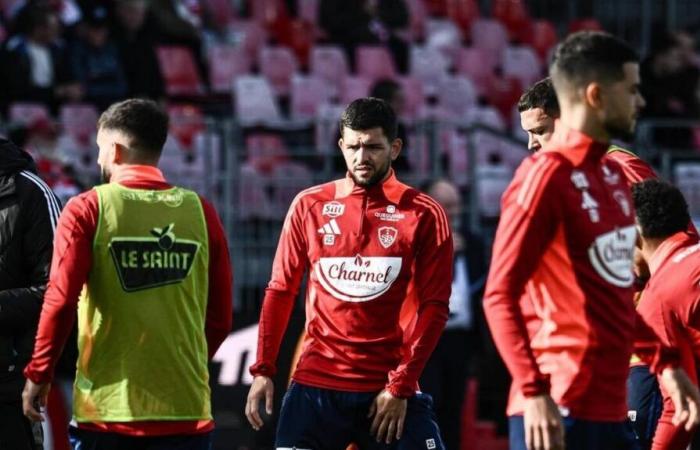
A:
[{"left": 74, "top": 183, "right": 211, "bottom": 422}]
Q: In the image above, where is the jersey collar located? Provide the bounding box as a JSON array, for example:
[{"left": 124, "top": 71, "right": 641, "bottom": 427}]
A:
[
  {"left": 545, "top": 122, "right": 610, "bottom": 165},
  {"left": 335, "top": 169, "right": 402, "bottom": 203},
  {"left": 111, "top": 164, "right": 167, "bottom": 185},
  {"left": 649, "top": 231, "right": 700, "bottom": 274}
]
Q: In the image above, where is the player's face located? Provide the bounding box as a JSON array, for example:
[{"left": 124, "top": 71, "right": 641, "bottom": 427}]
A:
[
  {"left": 339, "top": 127, "right": 401, "bottom": 187},
  {"left": 519, "top": 108, "right": 556, "bottom": 152},
  {"left": 601, "top": 62, "right": 646, "bottom": 141}
]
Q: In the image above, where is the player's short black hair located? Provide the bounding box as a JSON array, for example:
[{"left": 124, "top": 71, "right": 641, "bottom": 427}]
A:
[
  {"left": 550, "top": 31, "right": 639, "bottom": 89},
  {"left": 517, "top": 77, "right": 560, "bottom": 117},
  {"left": 339, "top": 98, "right": 398, "bottom": 142},
  {"left": 98, "top": 99, "right": 169, "bottom": 156},
  {"left": 632, "top": 179, "right": 690, "bottom": 239}
]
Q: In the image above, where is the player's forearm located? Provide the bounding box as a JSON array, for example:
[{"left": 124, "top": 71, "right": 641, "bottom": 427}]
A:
[
  {"left": 23, "top": 291, "right": 77, "bottom": 384},
  {"left": 484, "top": 291, "right": 550, "bottom": 397},
  {"left": 633, "top": 310, "right": 680, "bottom": 374},
  {"left": 386, "top": 300, "right": 448, "bottom": 398},
  {"left": 249, "top": 288, "right": 296, "bottom": 377}
]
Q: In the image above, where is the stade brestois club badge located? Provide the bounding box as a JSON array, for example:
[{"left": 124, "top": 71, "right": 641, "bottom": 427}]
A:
[
  {"left": 109, "top": 223, "right": 200, "bottom": 291},
  {"left": 378, "top": 226, "right": 398, "bottom": 248}
]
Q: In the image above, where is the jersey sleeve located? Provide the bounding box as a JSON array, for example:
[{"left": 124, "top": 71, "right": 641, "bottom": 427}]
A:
[
  {"left": 249, "top": 193, "right": 310, "bottom": 378},
  {"left": 200, "top": 197, "right": 233, "bottom": 359},
  {"left": 24, "top": 192, "right": 97, "bottom": 384},
  {"left": 386, "top": 195, "right": 453, "bottom": 398},
  {"left": 606, "top": 147, "right": 657, "bottom": 185},
  {"left": 483, "top": 155, "right": 563, "bottom": 397}
]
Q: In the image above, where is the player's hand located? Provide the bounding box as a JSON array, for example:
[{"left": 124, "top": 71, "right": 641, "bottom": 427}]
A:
[
  {"left": 660, "top": 367, "right": 700, "bottom": 431},
  {"left": 22, "top": 379, "right": 50, "bottom": 422},
  {"left": 245, "top": 376, "right": 274, "bottom": 431},
  {"left": 368, "top": 389, "right": 407, "bottom": 444},
  {"left": 523, "top": 394, "right": 564, "bottom": 450}
]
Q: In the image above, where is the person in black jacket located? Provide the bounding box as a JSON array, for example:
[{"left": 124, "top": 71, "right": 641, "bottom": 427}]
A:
[{"left": 0, "top": 138, "right": 60, "bottom": 450}]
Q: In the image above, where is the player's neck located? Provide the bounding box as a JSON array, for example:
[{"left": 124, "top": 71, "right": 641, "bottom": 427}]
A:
[
  {"left": 640, "top": 237, "right": 665, "bottom": 275},
  {"left": 558, "top": 105, "right": 611, "bottom": 144}
]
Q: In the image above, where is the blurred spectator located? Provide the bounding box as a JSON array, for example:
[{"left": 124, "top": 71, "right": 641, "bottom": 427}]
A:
[
  {"left": 420, "top": 178, "right": 486, "bottom": 450},
  {"left": 640, "top": 28, "right": 699, "bottom": 149},
  {"left": 148, "top": 0, "right": 207, "bottom": 83},
  {"left": 69, "top": 6, "right": 128, "bottom": 110},
  {"left": 0, "top": 4, "right": 82, "bottom": 111},
  {"left": 319, "top": 0, "right": 409, "bottom": 73},
  {"left": 8, "top": 117, "right": 84, "bottom": 205},
  {"left": 111, "top": 0, "right": 164, "bottom": 100}
]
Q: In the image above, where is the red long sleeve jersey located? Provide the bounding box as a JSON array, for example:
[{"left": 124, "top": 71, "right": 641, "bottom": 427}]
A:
[
  {"left": 484, "top": 127, "right": 643, "bottom": 421},
  {"left": 23, "top": 166, "right": 233, "bottom": 436},
  {"left": 250, "top": 171, "right": 453, "bottom": 398},
  {"left": 637, "top": 232, "right": 700, "bottom": 449}
]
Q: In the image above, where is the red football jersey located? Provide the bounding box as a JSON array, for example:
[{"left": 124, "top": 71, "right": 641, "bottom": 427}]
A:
[
  {"left": 637, "top": 232, "right": 700, "bottom": 449},
  {"left": 250, "top": 171, "right": 453, "bottom": 398},
  {"left": 484, "top": 126, "right": 669, "bottom": 421}
]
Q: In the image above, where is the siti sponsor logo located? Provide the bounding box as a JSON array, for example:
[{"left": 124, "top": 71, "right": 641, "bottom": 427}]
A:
[
  {"left": 322, "top": 201, "right": 345, "bottom": 218},
  {"left": 375, "top": 205, "right": 406, "bottom": 222},
  {"left": 588, "top": 225, "right": 636, "bottom": 287},
  {"left": 316, "top": 254, "right": 402, "bottom": 302}
]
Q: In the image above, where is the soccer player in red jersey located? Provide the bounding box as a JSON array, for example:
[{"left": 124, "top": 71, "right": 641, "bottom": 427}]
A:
[
  {"left": 485, "top": 31, "right": 700, "bottom": 450},
  {"left": 633, "top": 179, "right": 700, "bottom": 450},
  {"left": 245, "top": 98, "right": 453, "bottom": 449}
]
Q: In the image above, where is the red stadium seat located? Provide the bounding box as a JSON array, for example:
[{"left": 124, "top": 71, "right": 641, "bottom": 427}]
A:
[
  {"left": 456, "top": 47, "right": 496, "bottom": 96},
  {"left": 340, "top": 76, "right": 373, "bottom": 105},
  {"left": 484, "top": 73, "right": 522, "bottom": 122},
  {"left": 250, "top": 0, "right": 289, "bottom": 27},
  {"left": 410, "top": 45, "right": 450, "bottom": 96},
  {"left": 155, "top": 46, "right": 205, "bottom": 97},
  {"left": 233, "top": 75, "right": 282, "bottom": 124},
  {"left": 437, "top": 75, "right": 477, "bottom": 118},
  {"left": 274, "top": 18, "right": 314, "bottom": 68},
  {"left": 167, "top": 104, "right": 205, "bottom": 150},
  {"left": 59, "top": 103, "right": 98, "bottom": 146},
  {"left": 236, "top": 20, "right": 268, "bottom": 62},
  {"left": 258, "top": 45, "right": 299, "bottom": 96},
  {"left": 297, "top": 0, "right": 319, "bottom": 24},
  {"left": 8, "top": 102, "right": 50, "bottom": 126},
  {"left": 270, "top": 161, "right": 313, "bottom": 218},
  {"left": 355, "top": 46, "right": 397, "bottom": 82},
  {"left": 470, "top": 19, "right": 508, "bottom": 61},
  {"left": 502, "top": 44, "right": 543, "bottom": 89},
  {"left": 568, "top": 17, "right": 604, "bottom": 33},
  {"left": 530, "top": 19, "right": 558, "bottom": 61},
  {"left": 208, "top": 45, "right": 251, "bottom": 93},
  {"left": 397, "top": 76, "right": 426, "bottom": 121},
  {"left": 492, "top": 0, "right": 530, "bottom": 39},
  {"left": 310, "top": 45, "right": 350, "bottom": 96},
  {"left": 245, "top": 132, "right": 288, "bottom": 173},
  {"left": 446, "top": 0, "right": 480, "bottom": 34},
  {"left": 290, "top": 75, "right": 332, "bottom": 121}
]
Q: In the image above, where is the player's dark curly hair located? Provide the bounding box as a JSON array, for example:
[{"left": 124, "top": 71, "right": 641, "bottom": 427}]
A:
[
  {"left": 517, "top": 78, "right": 560, "bottom": 117},
  {"left": 632, "top": 179, "right": 690, "bottom": 239},
  {"left": 550, "top": 31, "right": 639, "bottom": 89},
  {"left": 98, "top": 99, "right": 169, "bottom": 156},
  {"left": 339, "top": 97, "right": 398, "bottom": 141}
]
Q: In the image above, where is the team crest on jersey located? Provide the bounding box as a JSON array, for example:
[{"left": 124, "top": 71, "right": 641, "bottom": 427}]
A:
[
  {"left": 322, "top": 201, "right": 345, "bottom": 218},
  {"left": 378, "top": 226, "right": 398, "bottom": 248}
]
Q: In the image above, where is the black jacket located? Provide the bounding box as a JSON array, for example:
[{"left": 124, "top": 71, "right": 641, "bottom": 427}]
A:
[{"left": 0, "top": 139, "right": 60, "bottom": 402}]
